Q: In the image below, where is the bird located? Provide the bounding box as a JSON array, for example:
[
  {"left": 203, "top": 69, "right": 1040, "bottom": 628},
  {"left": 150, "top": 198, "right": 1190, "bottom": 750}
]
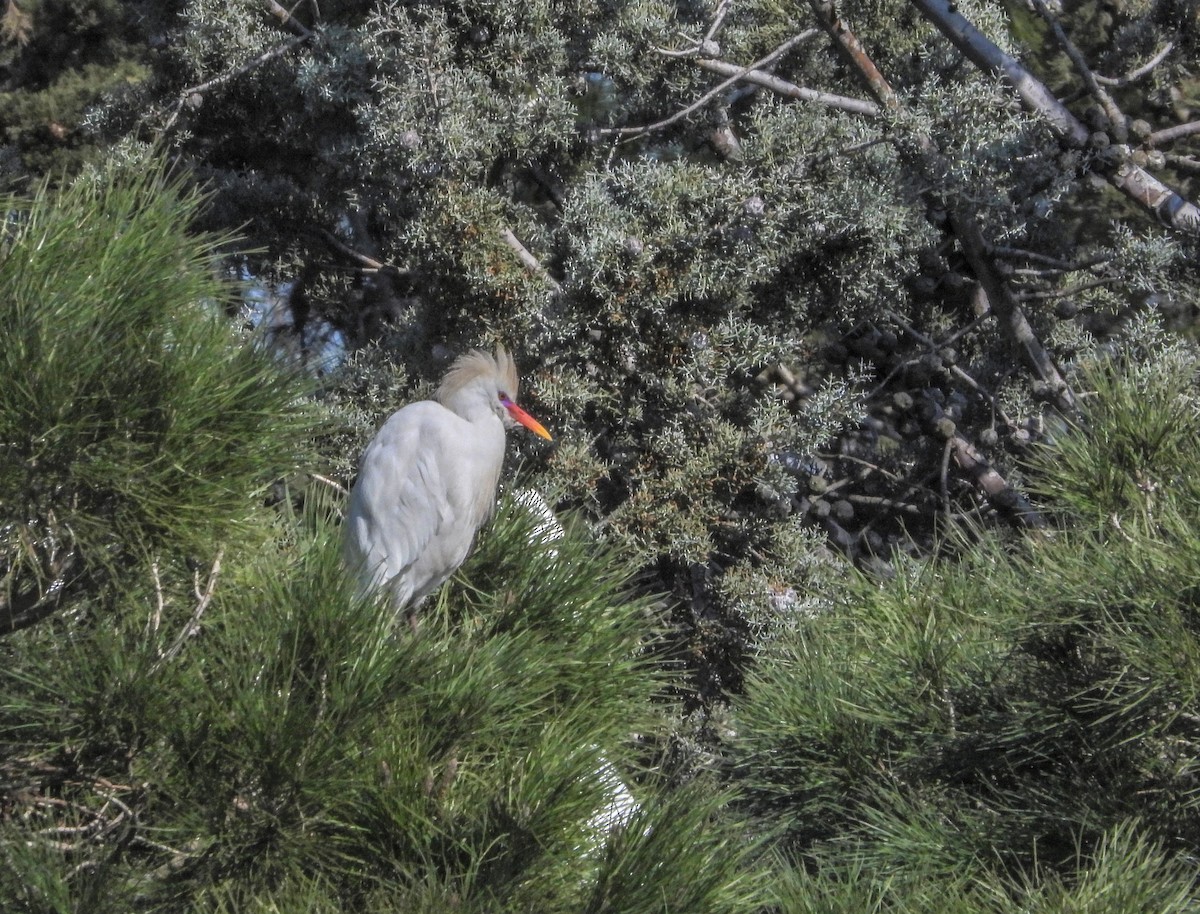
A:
[{"left": 342, "top": 345, "right": 552, "bottom": 612}]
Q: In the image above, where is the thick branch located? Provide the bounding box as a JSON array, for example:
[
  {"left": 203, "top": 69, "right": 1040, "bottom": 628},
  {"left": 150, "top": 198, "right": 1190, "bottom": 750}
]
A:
[
  {"left": 806, "top": 0, "right": 1077, "bottom": 413},
  {"left": 950, "top": 435, "right": 1045, "bottom": 528},
  {"left": 909, "top": 0, "right": 1200, "bottom": 233}
]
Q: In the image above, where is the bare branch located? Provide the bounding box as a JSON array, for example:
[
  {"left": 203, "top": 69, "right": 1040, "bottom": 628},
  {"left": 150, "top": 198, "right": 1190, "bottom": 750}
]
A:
[
  {"left": 152, "top": 548, "right": 224, "bottom": 670},
  {"left": 1028, "top": 0, "right": 1126, "bottom": 140},
  {"left": 499, "top": 228, "right": 561, "bottom": 293},
  {"left": 950, "top": 435, "right": 1046, "bottom": 528},
  {"left": 909, "top": 0, "right": 1200, "bottom": 233},
  {"left": 694, "top": 58, "right": 881, "bottom": 117},
  {"left": 702, "top": 0, "right": 734, "bottom": 47},
  {"left": 266, "top": 0, "right": 313, "bottom": 37},
  {"left": 600, "top": 31, "right": 819, "bottom": 137},
  {"left": 1095, "top": 41, "right": 1173, "bottom": 88},
  {"left": 156, "top": 2, "right": 314, "bottom": 135},
  {"left": 1147, "top": 120, "right": 1200, "bottom": 149}
]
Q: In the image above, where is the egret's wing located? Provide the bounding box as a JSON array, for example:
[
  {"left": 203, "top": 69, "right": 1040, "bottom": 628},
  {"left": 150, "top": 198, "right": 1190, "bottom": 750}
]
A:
[{"left": 343, "top": 403, "right": 456, "bottom": 600}]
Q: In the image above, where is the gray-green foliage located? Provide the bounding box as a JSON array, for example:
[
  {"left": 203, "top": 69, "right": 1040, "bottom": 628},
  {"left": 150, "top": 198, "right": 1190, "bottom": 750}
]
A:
[{"left": 726, "top": 327, "right": 1200, "bottom": 907}]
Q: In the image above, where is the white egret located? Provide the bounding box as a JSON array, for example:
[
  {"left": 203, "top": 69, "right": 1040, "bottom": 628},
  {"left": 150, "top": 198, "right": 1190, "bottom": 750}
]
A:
[{"left": 343, "top": 345, "right": 552, "bottom": 611}]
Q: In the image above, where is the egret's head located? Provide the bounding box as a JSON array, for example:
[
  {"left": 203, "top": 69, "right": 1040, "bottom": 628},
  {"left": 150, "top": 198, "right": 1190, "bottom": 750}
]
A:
[{"left": 438, "top": 345, "right": 552, "bottom": 440}]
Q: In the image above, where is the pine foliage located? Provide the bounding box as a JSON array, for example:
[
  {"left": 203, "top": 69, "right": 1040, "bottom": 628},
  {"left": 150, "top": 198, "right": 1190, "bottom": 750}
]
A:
[
  {"left": 0, "top": 164, "right": 762, "bottom": 911},
  {"left": 726, "top": 327, "right": 1200, "bottom": 907},
  {"left": 0, "top": 161, "right": 314, "bottom": 635}
]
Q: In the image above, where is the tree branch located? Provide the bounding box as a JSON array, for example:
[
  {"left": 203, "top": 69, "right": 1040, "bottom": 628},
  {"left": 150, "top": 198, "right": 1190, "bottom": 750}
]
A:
[
  {"left": 1095, "top": 41, "right": 1173, "bottom": 88},
  {"left": 156, "top": 2, "right": 314, "bottom": 135},
  {"left": 1028, "top": 0, "right": 1126, "bottom": 140},
  {"left": 152, "top": 548, "right": 224, "bottom": 670},
  {"left": 694, "top": 58, "right": 880, "bottom": 117},
  {"left": 499, "top": 228, "right": 561, "bottom": 292},
  {"left": 807, "top": 0, "right": 1077, "bottom": 413},
  {"left": 909, "top": 0, "right": 1200, "bottom": 233},
  {"left": 600, "top": 31, "right": 819, "bottom": 137}
]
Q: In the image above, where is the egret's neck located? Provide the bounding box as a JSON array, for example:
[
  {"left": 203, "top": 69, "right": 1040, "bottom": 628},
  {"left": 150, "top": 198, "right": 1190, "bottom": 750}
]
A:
[{"left": 441, "top": 384, "right": 503, "bottom": 428}]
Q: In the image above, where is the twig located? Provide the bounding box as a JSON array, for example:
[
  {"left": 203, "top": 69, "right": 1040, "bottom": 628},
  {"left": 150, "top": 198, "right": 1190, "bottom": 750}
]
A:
[
  {"left": 1028, "top": 0, "right": 1126, "bottom": 140},
  {"left": 702, "top": 0, "right": 734, "bottom": 47},
  {"left": 499, "top": 228, "right": 561, "bottom": 292},
  {"left": 152, "top": 548, "right": 224, "bottom": 670},
  {"left": 845, "top": 493, "right": 925, "bottom": 515},
  {"left": 1095, "top": 41, "right": 1173, "bottom": 87},
  {"left": 600, "top": 31, "right": 819, "bottom": 137},
  {"left": 694, "top": 58, "right": 880, "bottom": 117},
  {"left": 1166, "top": 154, "right": 1200, "bottom": 175},
  {"left": 309, "top": 471, "right": 349, "bottom": 497},
  {"left": 158, "top": 34, "right": 309, "bottom": 134},
  {"left": 148, "top": 560, "right": 164, "bottom": 637}
]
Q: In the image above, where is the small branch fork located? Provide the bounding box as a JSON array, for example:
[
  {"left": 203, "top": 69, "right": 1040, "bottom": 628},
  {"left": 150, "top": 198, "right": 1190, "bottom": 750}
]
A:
[
  {"left": 156, "top": 1, "right": 317, "bottom": 136},
  {"left": 149, "top": 548, "right": 225, "bottom": 672},
  {"left": 597, "top": 31, "right": 822, "bottom": 138}
]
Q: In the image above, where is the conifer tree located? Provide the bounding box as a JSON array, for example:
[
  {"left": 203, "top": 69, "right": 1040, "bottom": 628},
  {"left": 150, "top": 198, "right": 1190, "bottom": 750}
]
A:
[
  {"left": 69, "top": 0, "right": 1194, "bottom": 699},
  {"left": 725, "top": 322, "right": 1200, "bottom": 910},
  {"left": 0, "top": 161, "right": 763, "bottom": 912}
]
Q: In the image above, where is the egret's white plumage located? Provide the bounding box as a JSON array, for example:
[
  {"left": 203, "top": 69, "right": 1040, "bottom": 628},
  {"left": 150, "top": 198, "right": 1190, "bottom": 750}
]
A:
[{"left": 343, "top": 346, "right": 551, "bottom": 611}]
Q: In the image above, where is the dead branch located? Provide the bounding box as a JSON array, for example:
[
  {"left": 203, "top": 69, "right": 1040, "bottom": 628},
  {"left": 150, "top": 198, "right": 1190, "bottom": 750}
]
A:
[
  {"left": 601, "top": 31, "right": 819, "bottom": 138},
  {"left": 499, "top": 228, "right": 561, "bottom": 292},
  {"left": 1028, "top": 0, "right": 1126, "bottom": 140},
  {"left": 909, "top": 0, "right": 1200, "bottom": 233},
  {"left": 1095, "top": 41, "right": 1173, "bottom": 88},
  {"left": 950, "top": 435, "right": 1046, "bottom": 528},
  {"left": 157, "top": 2, "right": 315, "bottom": 135},
  {"left": 694, "top": 58, "right": 880, "bottom": 117},
  {"left": 1147, "top": 121, "right": 1200, "bottom": 149}
]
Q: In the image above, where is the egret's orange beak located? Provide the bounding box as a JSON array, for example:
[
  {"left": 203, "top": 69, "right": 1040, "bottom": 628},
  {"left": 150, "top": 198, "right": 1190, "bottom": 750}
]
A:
[{"left": 501, "top": 396, "right": 552, "bottom": 440}]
